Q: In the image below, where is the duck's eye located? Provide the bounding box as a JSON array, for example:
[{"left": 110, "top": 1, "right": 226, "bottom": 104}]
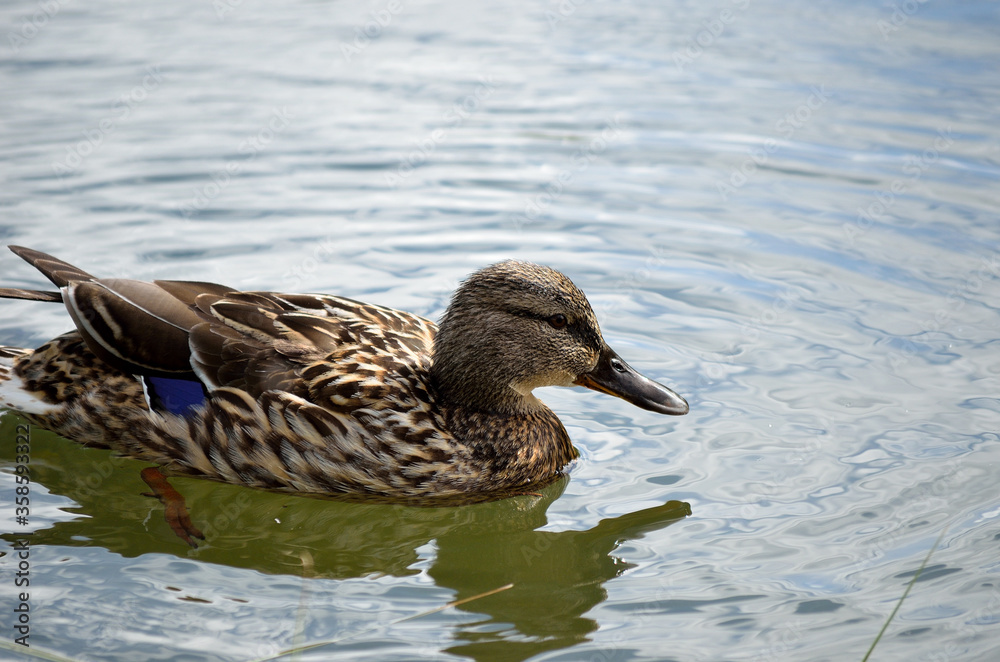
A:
[{"left": 547, "top": 313, "right": 568, "bottom": 329}]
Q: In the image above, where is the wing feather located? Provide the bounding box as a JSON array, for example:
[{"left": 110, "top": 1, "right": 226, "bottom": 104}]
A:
[{"left": 6, "top": 245, "right": 439, "bottom": 417}]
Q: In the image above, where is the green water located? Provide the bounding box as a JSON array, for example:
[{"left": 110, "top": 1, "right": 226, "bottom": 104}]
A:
[{"left": 1, "top": 417, "right": 692, "bottom": 660}]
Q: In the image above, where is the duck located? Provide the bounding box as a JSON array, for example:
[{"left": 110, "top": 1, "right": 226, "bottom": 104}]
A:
[{"left": 0, "top": 246, "right": 688, "bottom": 519}]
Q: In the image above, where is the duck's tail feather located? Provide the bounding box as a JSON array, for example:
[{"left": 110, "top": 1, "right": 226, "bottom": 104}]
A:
[
  {"left": 0, "top": 287, "right": 63, "bottom": 303},
  {"left": 0, "top": 345, "right": 28, "bottom": 366},
  {"left": 0, "top": 346, "right": 52, "bottom": 415},
  {"left": 7, "top": 245, "right": 97, "bottom": 288},
  {"left": 0, "top": 347, "right": 23, "bottom": 390},
  {"left": 0, "top": 245, "right": 93, "bottom": 303}
]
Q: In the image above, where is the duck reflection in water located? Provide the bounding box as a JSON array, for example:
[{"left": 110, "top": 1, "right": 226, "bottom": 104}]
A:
[{"left": 2, "top": 419, "right": 690, "bottom": 662}]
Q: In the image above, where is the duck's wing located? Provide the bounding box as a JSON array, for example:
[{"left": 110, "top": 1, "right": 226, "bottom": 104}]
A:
[
  {"left": 0, "top": 246, "right": 232, "bottom": 378},
  {"left": 64, "top": 284, "right": 437, "bottom": 404},
  {"left": 187, "top": 292, "right": 437, "bottom": 406},
  {"left": 4, "top": 246, "right": 437, "bottom": 409}
]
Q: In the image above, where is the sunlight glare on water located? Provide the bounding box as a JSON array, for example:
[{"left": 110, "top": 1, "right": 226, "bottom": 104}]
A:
[{"left": 1, "top": 0, "right": 999, "bottom": 661}]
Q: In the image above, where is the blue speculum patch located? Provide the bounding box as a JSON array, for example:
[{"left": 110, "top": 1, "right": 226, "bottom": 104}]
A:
[{"left": 144, "top": 376, "right": 208, "bottom": 416}]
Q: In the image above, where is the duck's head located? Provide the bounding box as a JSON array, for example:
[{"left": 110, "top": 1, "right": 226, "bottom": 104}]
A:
[{"left": 431, "top": 260, "right": 688, "bottom": 416}]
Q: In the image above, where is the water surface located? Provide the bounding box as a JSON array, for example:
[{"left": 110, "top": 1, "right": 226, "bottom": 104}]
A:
[{"left": 1, "top": 0, "right": 999, "bottom": 660}]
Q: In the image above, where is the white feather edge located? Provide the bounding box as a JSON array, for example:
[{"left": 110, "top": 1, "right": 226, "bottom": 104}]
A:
[{"left": 0, "top": 355, "right": 57, "bottom": 416}]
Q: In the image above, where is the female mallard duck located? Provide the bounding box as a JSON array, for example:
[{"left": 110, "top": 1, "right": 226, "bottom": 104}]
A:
[{"left": 0, "top": 246, "right": 688, "bottom": 506}]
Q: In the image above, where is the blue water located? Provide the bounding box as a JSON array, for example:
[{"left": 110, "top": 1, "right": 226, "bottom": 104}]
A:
[{"left": 1, "top": 0, "right": 999, "bottom": 660}]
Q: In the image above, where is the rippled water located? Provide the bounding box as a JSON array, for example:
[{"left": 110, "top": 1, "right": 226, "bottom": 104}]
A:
[{"left": 1, "top": 0, "right": 999, "bottom": 660}]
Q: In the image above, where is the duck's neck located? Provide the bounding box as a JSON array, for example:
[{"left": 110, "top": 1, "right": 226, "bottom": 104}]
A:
[
  {"left": 429, "top": 314, "right": 540, "bottom": 415},
  {"left": 430, "top": 359, "right": 538, "bottom": 416}
]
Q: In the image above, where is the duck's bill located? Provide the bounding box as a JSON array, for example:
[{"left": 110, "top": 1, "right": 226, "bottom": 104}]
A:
[{"left": 574, "top": 348, "right": 689, "bottom": 416}]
